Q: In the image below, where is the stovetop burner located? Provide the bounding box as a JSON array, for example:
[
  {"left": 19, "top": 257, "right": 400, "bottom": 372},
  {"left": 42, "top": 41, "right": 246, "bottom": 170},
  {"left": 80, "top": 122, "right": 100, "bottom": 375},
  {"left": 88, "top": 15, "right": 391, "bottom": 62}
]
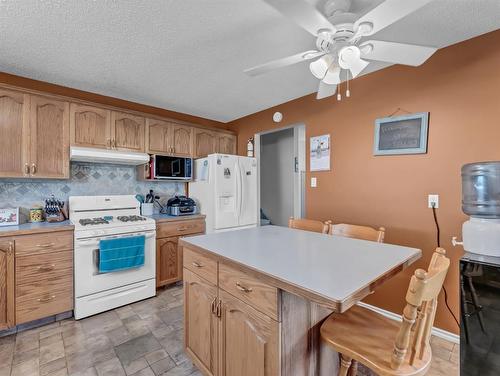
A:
[
  {"left": 79, "top": 218, "right": 109, "bottom": 226},
  {"left": 117, "top": 215, "right": 147, "bottom": 222}
]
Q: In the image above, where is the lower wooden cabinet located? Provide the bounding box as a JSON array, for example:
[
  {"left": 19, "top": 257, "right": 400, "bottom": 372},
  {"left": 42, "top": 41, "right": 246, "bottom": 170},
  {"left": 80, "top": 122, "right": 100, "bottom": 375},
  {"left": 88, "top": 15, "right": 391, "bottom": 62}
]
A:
[
  {"left": 184, "top": 269, "right": 218, "bottom": 376},
  {"left": 0, "top": 240, "right": 15, "bottom": 330},
  {"left": 156, "top": 218, "right": 206, "bottom": 288},
  {"left": 183, "top": 249, "right": 279, "bottom": 376},
  {"left": 156, "top": 237, "right": 181, "bottom": 287},
  {"left": 218, "top": 289, "right": 279, "bottom": 376}
]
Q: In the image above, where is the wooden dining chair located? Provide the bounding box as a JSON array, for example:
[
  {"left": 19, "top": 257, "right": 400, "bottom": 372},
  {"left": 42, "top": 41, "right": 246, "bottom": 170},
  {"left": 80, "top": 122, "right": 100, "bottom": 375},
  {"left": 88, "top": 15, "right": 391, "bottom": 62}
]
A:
[
  {"left": 320, "top": 248, "right": 450, "bottom": 376},
  {"left": 329, "top": 223, "right": 385, "bottom": 243},
  {"left": 288, "top": 217, "right": 330, "bottom": 234}
]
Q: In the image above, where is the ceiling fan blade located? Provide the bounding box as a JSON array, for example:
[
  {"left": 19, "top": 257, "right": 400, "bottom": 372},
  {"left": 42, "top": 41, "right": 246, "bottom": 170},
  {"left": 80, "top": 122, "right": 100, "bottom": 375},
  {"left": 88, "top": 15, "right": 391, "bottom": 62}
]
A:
[
  {"left": 263, "top": 0, "right": 336, "bottom": 36},
  {"left": 316, "top": 81, "right": 337, "bottom": 100},
  {"left": 322, "top": 65, "right": 341, "bottom": 85},
  {"left": 360, "top": 40, "right": 437, "bottom": 66},
  {"left": 244, "top": 50, "right": 324, "bottom": 76},
  {"left": 354, "top": 0, "right": 433, "bottom": 37}
]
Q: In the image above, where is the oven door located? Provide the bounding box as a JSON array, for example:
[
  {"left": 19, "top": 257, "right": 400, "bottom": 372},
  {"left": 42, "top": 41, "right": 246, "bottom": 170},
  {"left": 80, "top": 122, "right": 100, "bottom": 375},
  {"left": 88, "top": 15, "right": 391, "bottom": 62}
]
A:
[{"left": 74, "top": 230, "right": 156, "bottom": 298}]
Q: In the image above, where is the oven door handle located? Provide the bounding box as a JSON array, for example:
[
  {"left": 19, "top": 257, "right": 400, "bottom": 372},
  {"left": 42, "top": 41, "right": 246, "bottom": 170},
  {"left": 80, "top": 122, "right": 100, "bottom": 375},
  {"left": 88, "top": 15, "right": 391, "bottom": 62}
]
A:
[{"left": 76, "top": 231, "right": 155, "bottom": 245}]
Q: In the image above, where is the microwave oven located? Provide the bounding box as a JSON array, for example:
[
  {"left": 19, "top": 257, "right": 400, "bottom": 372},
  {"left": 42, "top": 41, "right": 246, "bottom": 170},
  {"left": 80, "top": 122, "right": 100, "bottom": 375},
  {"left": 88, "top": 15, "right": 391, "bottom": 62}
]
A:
[{"left": 151, "top": 155, "right": 193, "bottom": 181}]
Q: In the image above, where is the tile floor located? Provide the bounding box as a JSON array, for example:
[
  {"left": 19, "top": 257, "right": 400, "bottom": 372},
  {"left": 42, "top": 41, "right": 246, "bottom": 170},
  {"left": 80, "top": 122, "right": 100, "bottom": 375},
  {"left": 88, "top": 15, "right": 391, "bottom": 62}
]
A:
[{"left": 0, "top": 285, "right": 459, "bottom": 376}]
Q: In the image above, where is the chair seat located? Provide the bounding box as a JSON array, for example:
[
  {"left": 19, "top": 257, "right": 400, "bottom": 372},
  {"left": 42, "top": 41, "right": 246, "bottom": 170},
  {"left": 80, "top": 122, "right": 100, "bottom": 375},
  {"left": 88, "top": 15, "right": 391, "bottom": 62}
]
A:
[{"left": 320, "top": 305, "right": 432, "bottom": 376}]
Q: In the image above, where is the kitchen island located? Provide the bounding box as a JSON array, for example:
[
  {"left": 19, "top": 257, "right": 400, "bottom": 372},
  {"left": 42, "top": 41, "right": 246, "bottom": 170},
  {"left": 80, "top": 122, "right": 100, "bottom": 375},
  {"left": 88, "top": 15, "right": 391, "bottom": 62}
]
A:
[{"left": 179, "top": 225, "right": 421, "bottom": 376}]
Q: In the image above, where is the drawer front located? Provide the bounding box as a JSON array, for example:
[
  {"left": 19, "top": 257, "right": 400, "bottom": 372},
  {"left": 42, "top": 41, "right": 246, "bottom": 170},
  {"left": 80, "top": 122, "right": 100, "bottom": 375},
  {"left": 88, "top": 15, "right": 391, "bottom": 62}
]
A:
[
  {"left": 183, "top": 247, "right": 217, "bottom": 285},
  {"left": 219, "top": 262, "right": 278, "bottom": 320},
  {"left": 16, "top": 276, "right": 73, "bottom": 324},
  {"left": 15, "top": 231, "right": 73, "bottom": 257},
  {"left": 157, "top": 219, "right": 205, "bottom": 238},
  {"left": 16, "top": 250, "right": 73, "bottom": 285}
]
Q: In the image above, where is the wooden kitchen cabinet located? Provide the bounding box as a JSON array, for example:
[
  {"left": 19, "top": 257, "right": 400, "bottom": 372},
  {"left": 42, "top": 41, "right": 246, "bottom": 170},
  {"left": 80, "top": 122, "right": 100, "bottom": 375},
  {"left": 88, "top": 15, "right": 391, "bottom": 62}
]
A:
[
  {"left": 216, "top": 133, "right": 237, "bottom": 155},
  {"left": 194, "top": 129, "right": 216, "bottom": 158},
  {"left": 156, "top": 237, "right": 181, "bottom": 287},
  {"left": 218, "top": 289, "right": 279, "bottom": 376},
  {"left": 70, "top": 103, "right": 111, "bottom": 149},
  {"left": 183, "top": 246, "right": 280, "bottom": 376},
  {"left": 111, "top": 111, "right": 145, "bottom": 152},
  {"left": 0, "top": 88, "right": 30, "bottom": 178},
  {"left": 147, "top": 119, "right": 193, "bottom": 156},
  {"left": 29, "top": 95, "right": 70, "bottom": 179},
  {"left": 0, "top": 240, "right": 15, "bottom": 330},
  {"left": 184, "top": 268, "right": 218, "bottom": 376},
  {"left": 156, "top": 218, "right": 206, "bottom": 288}
]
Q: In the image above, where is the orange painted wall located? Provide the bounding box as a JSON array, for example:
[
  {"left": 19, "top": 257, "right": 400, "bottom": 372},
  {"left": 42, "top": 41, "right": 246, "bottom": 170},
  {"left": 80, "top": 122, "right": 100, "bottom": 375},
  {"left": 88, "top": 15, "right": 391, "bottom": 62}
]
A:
[
  {"left": 229, "top": 29, "right": 500, "bottom": 334},
  {"left": 0, "top": 72, "right": 228, "bottom": 130}
]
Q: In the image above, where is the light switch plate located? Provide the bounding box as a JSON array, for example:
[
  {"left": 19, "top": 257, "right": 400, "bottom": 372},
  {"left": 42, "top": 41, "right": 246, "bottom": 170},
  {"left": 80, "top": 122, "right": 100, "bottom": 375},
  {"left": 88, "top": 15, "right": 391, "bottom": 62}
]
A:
[
  {"left": 311, "top": 177, "right": 317, "bottom": 188},
  {"left": 428, "top": 194, "right": 439, "bottom": 208}
]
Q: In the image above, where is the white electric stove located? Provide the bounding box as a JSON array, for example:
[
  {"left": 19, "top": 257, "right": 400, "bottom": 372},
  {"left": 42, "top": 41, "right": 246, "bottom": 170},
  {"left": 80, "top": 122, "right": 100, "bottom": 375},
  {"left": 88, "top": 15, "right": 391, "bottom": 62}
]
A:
[{"left": 69, "top": 195, "right": 156, "bottom": 319}]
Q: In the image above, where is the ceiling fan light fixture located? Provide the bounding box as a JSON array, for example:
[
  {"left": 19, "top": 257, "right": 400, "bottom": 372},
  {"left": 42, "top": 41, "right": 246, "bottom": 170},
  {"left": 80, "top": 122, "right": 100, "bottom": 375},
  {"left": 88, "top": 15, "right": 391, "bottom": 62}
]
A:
[
  {"left": 322, "top": 65, "right": 341, "bottom": 85},
  {"left": 309, "top": 54, "right": 334, "bottom": 79},
  {"left": 338, "top": 46, "right": 369, "bottom": 78}
]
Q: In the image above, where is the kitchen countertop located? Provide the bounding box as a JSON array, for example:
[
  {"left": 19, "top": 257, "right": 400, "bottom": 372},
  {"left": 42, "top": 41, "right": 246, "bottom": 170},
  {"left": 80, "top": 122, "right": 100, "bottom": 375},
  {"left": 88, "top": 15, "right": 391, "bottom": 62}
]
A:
[
  {"left": 147, "top": 213, "right": 205, "bottom": 224},
  {"left": 180, "top": 225, "right": 421, "bottom": 311},
  {"left": 0, "top": 220, "right": 74, "bottom": 237}
]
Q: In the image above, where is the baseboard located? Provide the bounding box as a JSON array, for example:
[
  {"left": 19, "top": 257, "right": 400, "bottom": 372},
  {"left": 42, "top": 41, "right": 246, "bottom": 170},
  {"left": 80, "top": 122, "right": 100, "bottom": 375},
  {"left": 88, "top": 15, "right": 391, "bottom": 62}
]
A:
[{"left": 357, "top": 302, "right": 460, "bottom": 344}]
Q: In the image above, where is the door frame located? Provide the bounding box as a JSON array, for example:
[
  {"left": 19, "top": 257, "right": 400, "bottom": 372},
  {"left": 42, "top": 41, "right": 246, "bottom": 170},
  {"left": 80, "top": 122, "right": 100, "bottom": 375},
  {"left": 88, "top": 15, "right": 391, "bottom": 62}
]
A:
[{"left": 254, "top": 123, "right": 306, "bottom": 226}]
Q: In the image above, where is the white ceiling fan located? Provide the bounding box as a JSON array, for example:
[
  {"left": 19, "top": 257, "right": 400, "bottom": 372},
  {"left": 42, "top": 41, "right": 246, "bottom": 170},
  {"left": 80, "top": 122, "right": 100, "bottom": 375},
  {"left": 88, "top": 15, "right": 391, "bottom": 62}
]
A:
[{"left": 244, "top": 0, "right": 438, "bottom": 99}]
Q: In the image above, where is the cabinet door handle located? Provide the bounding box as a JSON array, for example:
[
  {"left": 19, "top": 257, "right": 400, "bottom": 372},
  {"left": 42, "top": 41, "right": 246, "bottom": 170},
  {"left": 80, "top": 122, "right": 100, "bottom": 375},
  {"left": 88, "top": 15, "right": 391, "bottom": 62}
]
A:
[
  {"left": 192, "top": 261, "right": 203, "bottom": 268},
  {"left": 107, "top": 139, "right": 111, "bottom": 148},
  {"left": 216, "top": 299, "right": 222, "bottom": 318},
  {"left": 38, "top": 295, "right": 56, "bottom": 303},
  {"left": 7, "top": 241, "right": 14, "bottom": 256},
  {"left": 112, "top": 139, "right": 117, "bottom": 149},
  {"left": 24, "top": 163, "right": 30, "bottom": 175},
  {"left": 37, "top": 264, "right": 56, "bottom": 272},
  {"left": 210, "top": 297, "right": 217, "bottom": 314},
  {"left": 235, "top": 282, "right": 253, "bottom": 293},
  {"left": 36, "top": 243, "right": 55, "bottom": 248},
  {"left": 31, "top": 163, "right": 37, "bottom": 175}
]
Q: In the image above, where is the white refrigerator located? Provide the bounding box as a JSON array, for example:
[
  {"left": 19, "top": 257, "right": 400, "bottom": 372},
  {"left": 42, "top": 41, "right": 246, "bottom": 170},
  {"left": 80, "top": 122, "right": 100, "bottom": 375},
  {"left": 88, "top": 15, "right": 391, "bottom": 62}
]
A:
[{"left": 189, "top": 154, "right": 258, "bottom": 233}]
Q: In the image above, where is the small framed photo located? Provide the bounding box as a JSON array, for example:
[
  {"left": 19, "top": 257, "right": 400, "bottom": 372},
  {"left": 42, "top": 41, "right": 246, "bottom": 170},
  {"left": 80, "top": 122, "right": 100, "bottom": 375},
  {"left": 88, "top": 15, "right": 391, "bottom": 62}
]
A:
[
  {"left": 374, "top": 112, "right": 429, "bottom": 156},
  {"left": 310, "top": 134, "right": 331, "bottom": 171},
  {"left": 0, "top": 208, "right": 19, "bottom": 227}
]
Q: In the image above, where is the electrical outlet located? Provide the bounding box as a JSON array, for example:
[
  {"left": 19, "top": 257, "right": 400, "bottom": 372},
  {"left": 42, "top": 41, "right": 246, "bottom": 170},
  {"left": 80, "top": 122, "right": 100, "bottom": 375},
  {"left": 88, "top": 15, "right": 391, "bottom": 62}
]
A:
[
  {"left": 311, "top": 177, "right": 317, "bottom": 188},
  {"left": 428, "top": 194, "right": 439, "bottom": 208}
]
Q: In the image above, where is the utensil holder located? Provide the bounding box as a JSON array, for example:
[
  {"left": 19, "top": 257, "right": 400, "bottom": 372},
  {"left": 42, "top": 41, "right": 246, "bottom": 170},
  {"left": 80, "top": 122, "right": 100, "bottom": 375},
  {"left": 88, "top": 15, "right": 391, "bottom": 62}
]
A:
[{"left": 141, "top": 203, "right": 154, "bottom": 216}]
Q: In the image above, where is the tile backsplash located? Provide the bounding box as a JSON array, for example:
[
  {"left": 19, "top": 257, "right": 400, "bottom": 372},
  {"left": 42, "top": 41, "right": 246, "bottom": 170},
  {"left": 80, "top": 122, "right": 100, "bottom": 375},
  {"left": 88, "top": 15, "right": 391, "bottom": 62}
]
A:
[{"left": 0, "top": 163, "right": 185, "bottom": 209}]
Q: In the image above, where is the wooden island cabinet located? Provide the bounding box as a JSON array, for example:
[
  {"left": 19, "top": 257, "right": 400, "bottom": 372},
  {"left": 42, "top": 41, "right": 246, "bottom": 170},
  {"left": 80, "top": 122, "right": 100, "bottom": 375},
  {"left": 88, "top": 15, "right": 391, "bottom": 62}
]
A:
[{"left": 180, "top": 226, "right": 421, "bottom": 376}]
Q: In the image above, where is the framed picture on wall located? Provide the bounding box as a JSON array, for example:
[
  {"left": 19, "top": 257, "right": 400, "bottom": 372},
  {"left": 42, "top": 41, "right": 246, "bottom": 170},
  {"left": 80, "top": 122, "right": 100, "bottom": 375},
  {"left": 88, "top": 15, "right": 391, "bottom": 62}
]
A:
[
  {"left": 310, "top": 134, "right": 330, "bottom": 171},
  {"left": 373, "top": 112, "right": 429, "bottom": 155}
]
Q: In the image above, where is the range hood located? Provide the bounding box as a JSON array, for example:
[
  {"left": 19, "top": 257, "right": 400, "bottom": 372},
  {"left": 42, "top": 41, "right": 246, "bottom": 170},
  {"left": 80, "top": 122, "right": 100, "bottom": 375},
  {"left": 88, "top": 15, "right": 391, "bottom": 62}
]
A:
[{"left": 70, "top": 146, "right": 149, "bottom": 165}]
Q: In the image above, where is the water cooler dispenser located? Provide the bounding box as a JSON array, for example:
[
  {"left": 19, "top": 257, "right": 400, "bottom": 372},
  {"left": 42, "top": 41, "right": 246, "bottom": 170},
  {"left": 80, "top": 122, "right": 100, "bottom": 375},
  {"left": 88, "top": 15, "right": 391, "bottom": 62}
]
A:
[{"left": 458, "top": 161, "right": 500, "bottom": 375}]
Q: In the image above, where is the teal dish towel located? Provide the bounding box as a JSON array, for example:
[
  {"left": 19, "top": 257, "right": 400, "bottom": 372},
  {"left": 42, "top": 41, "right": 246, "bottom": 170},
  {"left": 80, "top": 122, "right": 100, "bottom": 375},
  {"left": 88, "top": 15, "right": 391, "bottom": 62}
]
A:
[{"left": 98, "top": 235, "right": 145, "bottom": 273}]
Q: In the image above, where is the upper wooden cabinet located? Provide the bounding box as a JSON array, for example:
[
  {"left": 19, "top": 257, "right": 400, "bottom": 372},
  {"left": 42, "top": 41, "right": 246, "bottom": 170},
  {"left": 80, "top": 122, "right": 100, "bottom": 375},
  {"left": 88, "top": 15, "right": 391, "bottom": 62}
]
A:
[
  {"left": 111, "top": 111, "right": 145, "bottom": 152},
  {"left": 194, "top": 129, "right": 216, "bottom": 158},
  {"left": 146, "top": 119, "right": 193, "bottom": 156},
  {"left": 0, "top": 89, "right": 30, "bottom": 178},
  {"left": 29, "top": 95, "right": 70, "bottom": 179},
  {"left": 216, "top": 133, "right": 237, "bottom": 155},
  {"left": 0, "top": 240, "right": 15, "bottom": 331},
  {"left": 70, "top": 103, "right": 111, "bottom": 149}
]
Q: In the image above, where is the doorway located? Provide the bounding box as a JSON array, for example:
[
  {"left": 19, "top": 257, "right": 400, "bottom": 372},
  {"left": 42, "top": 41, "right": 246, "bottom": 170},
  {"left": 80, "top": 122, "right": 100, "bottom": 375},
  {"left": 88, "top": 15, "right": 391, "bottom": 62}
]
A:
[{"left": 256, "top": 124, "right": 306, "bottom": 227}]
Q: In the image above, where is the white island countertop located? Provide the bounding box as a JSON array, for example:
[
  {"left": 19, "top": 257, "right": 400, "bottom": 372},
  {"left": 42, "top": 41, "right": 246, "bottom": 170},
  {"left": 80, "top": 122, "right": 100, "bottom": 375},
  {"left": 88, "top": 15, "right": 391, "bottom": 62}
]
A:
[{"left": 181, "top": 225, "right": 421, "bottom": 312}]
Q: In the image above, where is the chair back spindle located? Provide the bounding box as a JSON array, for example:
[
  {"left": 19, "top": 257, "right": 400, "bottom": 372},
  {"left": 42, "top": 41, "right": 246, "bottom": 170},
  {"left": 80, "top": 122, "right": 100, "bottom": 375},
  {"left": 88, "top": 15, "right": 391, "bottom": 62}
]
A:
[{"left": 391, "top": 248, "right": 450, "bottom": 370}]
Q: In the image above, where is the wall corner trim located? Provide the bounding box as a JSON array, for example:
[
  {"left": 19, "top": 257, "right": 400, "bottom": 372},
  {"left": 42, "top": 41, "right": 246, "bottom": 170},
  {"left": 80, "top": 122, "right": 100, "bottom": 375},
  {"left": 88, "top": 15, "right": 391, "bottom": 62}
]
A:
[{"left": 357, "top": 302, "right": 460, "bottom": 344}]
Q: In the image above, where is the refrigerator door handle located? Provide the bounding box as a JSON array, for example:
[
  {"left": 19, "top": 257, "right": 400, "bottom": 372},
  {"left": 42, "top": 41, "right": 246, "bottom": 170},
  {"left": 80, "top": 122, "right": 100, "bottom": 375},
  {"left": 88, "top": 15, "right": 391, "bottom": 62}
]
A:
[{"left": 235, "top": 160, "right": 243, "bottom": 223}]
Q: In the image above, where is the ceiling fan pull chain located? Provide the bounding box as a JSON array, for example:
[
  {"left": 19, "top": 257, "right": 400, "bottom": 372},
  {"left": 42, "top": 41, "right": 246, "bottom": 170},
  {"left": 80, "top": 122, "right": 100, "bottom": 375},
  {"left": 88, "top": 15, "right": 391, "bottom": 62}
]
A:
[{"left": 346, "top": 71, "right": 351, "bottom": 98}]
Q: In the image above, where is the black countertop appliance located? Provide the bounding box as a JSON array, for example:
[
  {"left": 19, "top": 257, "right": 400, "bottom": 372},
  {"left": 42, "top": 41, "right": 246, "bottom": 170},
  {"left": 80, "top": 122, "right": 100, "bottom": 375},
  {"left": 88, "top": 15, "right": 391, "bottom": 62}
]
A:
[{"left": 165, "top": 195, "right": 198, "bottom": 216}]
